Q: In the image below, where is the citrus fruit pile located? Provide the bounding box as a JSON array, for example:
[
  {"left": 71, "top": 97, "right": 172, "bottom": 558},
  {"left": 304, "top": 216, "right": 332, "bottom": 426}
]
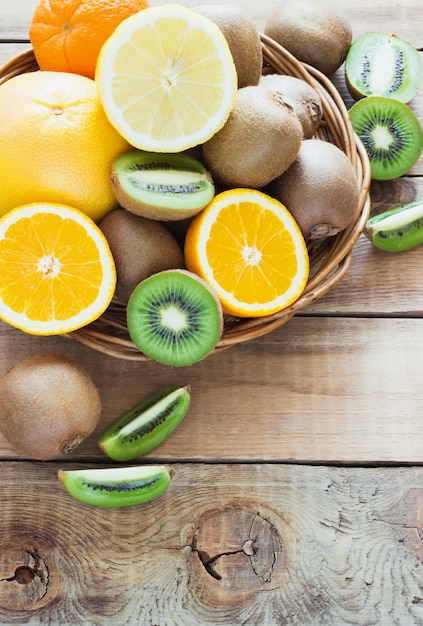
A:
[{"left": 0, "top": 0, "right": 367, "bottom": 365}]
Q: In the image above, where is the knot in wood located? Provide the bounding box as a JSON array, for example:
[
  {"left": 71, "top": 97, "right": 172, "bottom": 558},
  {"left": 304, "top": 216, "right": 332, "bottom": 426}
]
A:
[
  {"left": 0, "top": 541, "right": 52, "bottom": 612},
  {"left": 189, "top": 503, "right": 286, "bottom": 606},
  {"left": 13, "top": 566, "right": 35, "bottom": 585}
]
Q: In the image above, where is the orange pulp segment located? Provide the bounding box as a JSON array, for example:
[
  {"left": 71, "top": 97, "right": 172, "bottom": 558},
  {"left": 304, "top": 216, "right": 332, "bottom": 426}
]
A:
[
  {"left": 0, "top": 203, "right": 116, "bottom": 335},
  {"left": 184, "top": 188, "right": 310, "bottom": 317}
]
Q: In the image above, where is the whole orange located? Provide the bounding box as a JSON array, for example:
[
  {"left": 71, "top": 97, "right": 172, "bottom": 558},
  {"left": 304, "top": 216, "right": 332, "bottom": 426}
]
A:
[
  {"left": 29, "top": 0, "right": 150, "bottom": 79},
  {"left": 0, "top": 70, "right": 130, "bottom": 222}
]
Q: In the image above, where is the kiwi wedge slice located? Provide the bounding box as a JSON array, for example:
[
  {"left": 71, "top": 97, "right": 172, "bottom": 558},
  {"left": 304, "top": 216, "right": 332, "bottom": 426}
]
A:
[
  {"left": 349, "top": 96, "right": 423, "bottom": 180},
  {"left": 127, "top": 269, "right": 223, "bottom": 367},
  {"left": 98, "top": 385, "right": 191, "bottom": 461},
  {"left": 111, "top": 150, "right": 215, "bottom": 221},
  {"left": 58, "top": 465, "right": 172, "bottom": 508},
  {"left": 345, "top": 32, "right": 422, "bottom": 103}
]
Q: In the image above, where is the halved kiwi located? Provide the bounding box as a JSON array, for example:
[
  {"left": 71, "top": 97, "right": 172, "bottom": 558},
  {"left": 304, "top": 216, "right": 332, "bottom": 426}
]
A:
[
  {"left": 126, "top": 269, "right": 223, "bottom": 367},
  {"left": 111, "top": 150, "right": 215, "bottom": 221},
  {"left": 345, "top": 32, "right": 422, "bottom": 103},
  {"left": 349, "top": 96, "right": 423, "bottom": 180}
]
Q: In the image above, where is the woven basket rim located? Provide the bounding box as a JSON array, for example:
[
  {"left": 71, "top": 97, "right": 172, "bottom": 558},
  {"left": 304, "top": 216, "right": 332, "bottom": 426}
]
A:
[{"left": 0, "top": 38, "right": 371, "bottom": 361}]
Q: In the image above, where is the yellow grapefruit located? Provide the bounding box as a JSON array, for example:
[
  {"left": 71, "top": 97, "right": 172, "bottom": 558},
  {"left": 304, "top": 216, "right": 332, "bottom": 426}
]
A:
[{"left": 0, "top": 70, "right": 130, "bottom": 222}]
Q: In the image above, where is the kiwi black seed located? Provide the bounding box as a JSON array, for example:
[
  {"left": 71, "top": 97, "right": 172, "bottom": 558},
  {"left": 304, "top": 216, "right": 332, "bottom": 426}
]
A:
[
  {"left": 126, "top": 269, "right": 223, "bottom": 367},
  {"left": 345, "top": 32, "right": 422, "bottom": 104},
  {"left": 111, "top": 150, "right": 215, "bottom": 221},
  {"left": 349, "top": 95, "right": 423, "bottom": 180}
]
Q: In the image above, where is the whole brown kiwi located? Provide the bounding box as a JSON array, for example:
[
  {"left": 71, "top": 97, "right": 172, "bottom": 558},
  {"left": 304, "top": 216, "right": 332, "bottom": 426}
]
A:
[
  {"left": 259, "top": 73, "right": 323, "bottom": 138},
  {"left": 193, "top": 3, "right": 263, "bottom": 88},
  {"left": 0, "top": 352, "right": 101, "bottom": 460},
  {"left": 99, "top": 209, "right": 184, "bottom": 304},
  {"left": 202, "top": 85, "right": 303, "bottom": 189},
  {"left": 267, "top": 139, "right": 360, "bottom": 240},
  {"left": 264, "top": 0, "right": 352, "bottom": 76}
]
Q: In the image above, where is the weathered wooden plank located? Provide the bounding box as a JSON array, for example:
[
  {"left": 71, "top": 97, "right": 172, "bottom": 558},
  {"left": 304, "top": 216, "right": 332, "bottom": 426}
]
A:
[
  {"left": 0, "top": 317, "right": 422, "bottom": 463},
  {"left": 2, "top": 0, "right": 423, "bottom": 45},
  {"left": 1, "top": 462, "right": 423, "bottom": 626},
  {"left": 0, "top": 44, "right": 31, "bottom": 66}
]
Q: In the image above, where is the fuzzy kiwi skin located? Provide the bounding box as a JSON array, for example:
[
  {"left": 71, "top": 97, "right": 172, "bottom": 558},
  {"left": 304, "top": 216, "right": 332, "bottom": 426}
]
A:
[
  {"left": 259, "top": 74, "right": 323, "bottom": 138},
  {"left": 193, "top": 4, "right": 263, "bottom": 88},
  {"left": 99, "top": 209, "right": 184, "bottom": 304},
  {"left": 267, "top": 140, "right": 360, "bottom": 240},
  {"left": 0, "top": 352, "right": 101, "bottom": 460},
  {"left": 202, "top": 85, "right": 303, "bottom": 189},
  {"left": 264, "top": 0, "right": 352, "bottom": 76}
]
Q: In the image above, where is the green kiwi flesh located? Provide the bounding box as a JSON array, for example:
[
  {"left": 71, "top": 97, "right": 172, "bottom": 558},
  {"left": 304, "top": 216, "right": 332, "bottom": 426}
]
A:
[
  {"left": 111, "top": 150, "right": 215, "bottom": 221},
  {"left": 98, "top": 385, "right": 191, "bottom": 461},
  {"left": 345, "top": 32, "right": 422, "bottom": 103},
  {"left": 365, "top": 200, "right": 423, "bottom": 252},
  {"left": 349, "top": 96, "right": 423, "bottom": 180},
  {"left": 126, "top": 269, "right": 223, "bottom": 367},
  {"left": 58, "top": 465, "right": 172, "bottom": 508}
]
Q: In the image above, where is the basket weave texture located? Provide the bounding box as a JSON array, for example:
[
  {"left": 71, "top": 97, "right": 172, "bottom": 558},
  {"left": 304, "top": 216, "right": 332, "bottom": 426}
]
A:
[{"left": 0, "top": 36, "right": 371, "bottom": 361}]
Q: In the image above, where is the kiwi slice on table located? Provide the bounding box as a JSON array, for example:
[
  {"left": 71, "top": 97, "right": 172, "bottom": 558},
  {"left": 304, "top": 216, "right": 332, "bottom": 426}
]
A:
[
  {"left": 349, "top": 96, "right": 423, "bottom": 180},
  {"left": 345, "top": 32, "right": 422, "bottom": 103},
  {"left": 127, "top": 269, "right": 223, "bottom": 367},
  {"left": 111, "top": 150, "right": 215, "bottom": 221}
]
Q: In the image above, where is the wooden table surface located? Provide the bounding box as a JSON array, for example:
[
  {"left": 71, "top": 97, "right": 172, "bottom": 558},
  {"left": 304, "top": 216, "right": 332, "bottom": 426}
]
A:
[{"left": 1, "top": 1, "right": 422, "bottom": 624}]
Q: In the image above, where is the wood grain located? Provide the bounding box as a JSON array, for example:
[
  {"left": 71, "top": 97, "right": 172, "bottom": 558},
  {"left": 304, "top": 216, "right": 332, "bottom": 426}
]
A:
[
  {"left": 0, "top": 317, "right": 422, "bottom": 464},
  {"left": 2, "top": 462, "right": 423, "bottom": 626},
  {"left": 0, "top": 0, "right": 423, "bottom": 623},
  {"left": 2, "top": 0, "right": 423, "bottom": 43}
]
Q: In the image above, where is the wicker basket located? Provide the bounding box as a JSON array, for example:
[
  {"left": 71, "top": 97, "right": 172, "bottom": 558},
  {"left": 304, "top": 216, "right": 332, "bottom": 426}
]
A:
[{"left": 0, "top": 36, "right": 371, "bottom": 361}]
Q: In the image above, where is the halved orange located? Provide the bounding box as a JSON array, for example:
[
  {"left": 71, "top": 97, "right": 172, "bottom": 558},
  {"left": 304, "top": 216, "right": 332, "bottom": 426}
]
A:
[
  {"left": 95, "top": 4, "right": 237, "bottom": 153},
  {"left": 0, "top": 203, "right": 116, "bottom": 335},
  {"left": 184, "top": 188, "right": 309, "bottom": 317}
]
